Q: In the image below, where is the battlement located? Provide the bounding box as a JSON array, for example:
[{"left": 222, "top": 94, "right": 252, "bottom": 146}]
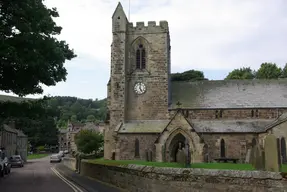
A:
[{"left": 128, "top": 21, "right": 169, "bottom": 33}]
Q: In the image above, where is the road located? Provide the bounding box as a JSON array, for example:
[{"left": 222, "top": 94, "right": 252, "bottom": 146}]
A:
[{"left": 0, "top": 156, "right": 85, "bottom": 192}]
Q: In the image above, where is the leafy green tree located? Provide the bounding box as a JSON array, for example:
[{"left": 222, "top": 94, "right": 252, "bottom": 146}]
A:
[
  {"left": 75, "top": 130, "right": 104, "bottom": 154},
  {"left": 281, "top": 63, "right": 287, "bottom": 78},
  {"left": 171, "top": 70, "right": 207, "bottom": 81},
  {"left": 256, "top": 63, "right": 282, "bottom": 79},
  {"left": 225, "top": 67, "right": 255, "bottom": 80},
  {"left": 1, "top": 0, "right": 76, "bottom": 96},
  {"left": 86, "top": 115, "right": 95, "bottom": 122},
  {"left": 70, "top": 115, "right": 77, "bottom": 123}
]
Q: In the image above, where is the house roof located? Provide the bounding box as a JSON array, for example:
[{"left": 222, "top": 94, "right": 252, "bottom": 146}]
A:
[
  {"left": 170, "top": 79, "right": 287, "bottom": 109},
  {"left": 3, "top": 124, "right": 17, "bottom": 133}
]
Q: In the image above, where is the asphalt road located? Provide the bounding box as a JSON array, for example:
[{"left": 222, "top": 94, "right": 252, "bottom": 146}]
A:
[{"left": 0, "top": 156, "right": 84, "bottom": 192}]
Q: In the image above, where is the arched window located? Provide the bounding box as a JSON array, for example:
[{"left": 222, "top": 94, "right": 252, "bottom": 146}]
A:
[
  {"left": 136, "top": 44, "right": 146, "bottom": 69},
  {"left": 135, "top": 138, "right": 140, "bottom": 157},
  {"left": 220, "top": 139, "right": 225, "bottom": 158},
  {"left": 281, "top": 137, "right": 287, "bottom": 163}
]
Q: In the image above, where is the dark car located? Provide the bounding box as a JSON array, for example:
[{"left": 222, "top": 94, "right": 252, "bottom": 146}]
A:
[{"left": 9, "top": 155, "right": 24, "bottom": 168}]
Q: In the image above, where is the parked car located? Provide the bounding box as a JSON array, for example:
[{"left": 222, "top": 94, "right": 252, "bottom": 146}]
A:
[
  {"left": 4, "top": 158, "right": 11, "bottom": 175},
  {"left": 64, "top": 150, "right": 69, "bottom": 154},
  {"left": 9, "top": 155, "right": 24, "bottom": 168},
  {"left": 0, "top": 150, "right": 5, "bottom": 177},
  {"left": 58, "top": 151, "right": 65, "bottom": 157},
  {"left": 50, "top": 154, "right": 62, "bottom": 163}
]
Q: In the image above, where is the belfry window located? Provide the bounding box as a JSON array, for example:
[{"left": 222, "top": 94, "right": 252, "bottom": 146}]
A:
[{"left": 136, "top": 44, "right": 146, "bottom": 69}]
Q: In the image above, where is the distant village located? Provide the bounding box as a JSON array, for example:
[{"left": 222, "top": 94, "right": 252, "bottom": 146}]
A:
[{"left": 58, "top": 121, "right": 105, "bottom": 154}]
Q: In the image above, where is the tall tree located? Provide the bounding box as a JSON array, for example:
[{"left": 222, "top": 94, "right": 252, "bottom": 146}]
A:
[
  {"left": 281, "top": 63, "right": 287, "bottom": 78},
  {"left": 171, "top": 70, "right": 207, "bottom": 81},
  {"left": 1, "top": 0, "right": 76, "bottom": 96},
  {"left": 256, "top": 63, "right": 282, "bottom": 79},
  {"left": 75, "top": 130, "right": 104, "bottom": 154},
  {"left": 225, "top": 67, "right": 255, "bottom": 80}
]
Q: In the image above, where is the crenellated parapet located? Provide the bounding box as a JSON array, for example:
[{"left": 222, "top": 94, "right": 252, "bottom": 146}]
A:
[{"left": 128, "top": 21, "right": 169, "bottom": 33}]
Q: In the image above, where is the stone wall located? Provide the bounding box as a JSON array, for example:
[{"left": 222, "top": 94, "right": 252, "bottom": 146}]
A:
[
  {"left": 79, "top": 161, "right": 287, "bottom": 192},
  {"left": 63, "top": 157, "right": 76, "bottom": 171},
  {"left": 202, "top": 133, "right": 256, "bottom": 162}
]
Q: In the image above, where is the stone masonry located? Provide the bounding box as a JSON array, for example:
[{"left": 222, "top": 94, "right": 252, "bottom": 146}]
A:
[{"left": 104, "top": 3, "right": 287, "bottom": 163}]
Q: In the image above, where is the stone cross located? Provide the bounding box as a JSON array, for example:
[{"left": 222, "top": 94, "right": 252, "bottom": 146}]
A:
[{"left": 176, "top": 101, "right": 182, "bottom": 108}]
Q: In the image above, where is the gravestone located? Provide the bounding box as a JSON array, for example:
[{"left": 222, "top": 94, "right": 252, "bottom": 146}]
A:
[
  {"left": 148, "top": 151, "right": 153, "bottom": 162},
  {"left": 145, "top": 150, "right": 149, "bottom": 161},
  {"left": 176, "top": 149, "right": 186, "bottom": 165},
  {"left": 264, "top": 135, "right": 280, "bottom": 172},
  {"left": 254, "top": 146, "right": 264, "bottom": 170},
  {"left": 245, "top": 149, "right": 251, "bottom": 163},
  {"left": 249, "top": 144, "right": 264, "bottom": 170}
]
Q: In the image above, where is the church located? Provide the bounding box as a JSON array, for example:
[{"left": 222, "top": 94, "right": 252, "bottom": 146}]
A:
[{"left": 104, "top": 2, "right": 287, "bottom": 163}]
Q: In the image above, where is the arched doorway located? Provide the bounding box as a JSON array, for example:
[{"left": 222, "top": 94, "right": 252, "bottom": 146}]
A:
[
  {"left": 168, "top": 133, "right": 187, "bottom": 162},
  {"left": 281, "top": 137, "right": 286, "bottom": 163}
]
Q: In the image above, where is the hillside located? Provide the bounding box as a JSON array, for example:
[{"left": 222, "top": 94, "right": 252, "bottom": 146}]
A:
[
  {"left": 0, "top": 94, "right": 35, "bottom": 102},
  {"left": 0, "top": 94, "right": 107, "bottom": 129}
]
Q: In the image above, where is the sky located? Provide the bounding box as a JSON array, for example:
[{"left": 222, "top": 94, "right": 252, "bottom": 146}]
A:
[{"left": 1, "top": 0, "right": 287, "bottom": 100}]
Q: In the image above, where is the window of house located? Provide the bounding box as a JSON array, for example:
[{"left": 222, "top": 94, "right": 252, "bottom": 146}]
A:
[
  {"left": 135, "top": 138, "right": 140, "bottom": 157},
  {"left": 136, "top": 44, "right": 146, "bottom": 69},
  {"left": 255, "top": 109, "right": 259, "bottom": 118}
]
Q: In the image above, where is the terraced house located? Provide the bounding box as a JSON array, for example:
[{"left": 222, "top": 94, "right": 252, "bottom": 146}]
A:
[{"left": 104, "top": 3, "right": 287, "bottom": 163}]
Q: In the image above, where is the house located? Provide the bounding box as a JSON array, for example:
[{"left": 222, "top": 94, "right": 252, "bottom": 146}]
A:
[
  {"left": 15, "top": 129, "right": 28, "bottom": 162},
  {"left": 0, "top": 124, "right": 17, "bottom": 158}
]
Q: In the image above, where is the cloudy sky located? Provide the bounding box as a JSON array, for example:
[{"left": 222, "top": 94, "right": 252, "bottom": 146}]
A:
[{"left": 2, "top": 0, "right": 287, "bottom": 100}]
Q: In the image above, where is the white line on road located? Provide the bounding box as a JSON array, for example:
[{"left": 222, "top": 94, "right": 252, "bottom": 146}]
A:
[{"left": 50, "top": 167, "right": 84, "bottom": 192}]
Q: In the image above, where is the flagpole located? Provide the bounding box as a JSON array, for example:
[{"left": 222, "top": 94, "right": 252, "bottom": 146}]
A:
[{"left": 128, "top": 0, "right": 130, "bottom": 21}]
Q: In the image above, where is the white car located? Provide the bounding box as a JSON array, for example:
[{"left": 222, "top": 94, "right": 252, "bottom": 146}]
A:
[{"left": 50, "top": 154, "right": 62, "bottom": 163}]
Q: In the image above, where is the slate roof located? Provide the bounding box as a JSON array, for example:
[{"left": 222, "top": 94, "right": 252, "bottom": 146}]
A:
[
  {"left": 170, "top": 79, "right": 287, "bottom": 109},
  {"left": 3, "top": 124, "right": 17, "bottom": 133},
  {"left": 190, "top": 119, "right": 275, "bottom": 133},
  {"left": 117, "top": 120, "right": 169, "bottom": 133}
]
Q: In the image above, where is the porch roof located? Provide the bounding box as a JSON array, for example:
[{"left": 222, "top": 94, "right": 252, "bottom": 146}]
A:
[{"left": 117, "top": 120, "right": 169, "bottom": 133}]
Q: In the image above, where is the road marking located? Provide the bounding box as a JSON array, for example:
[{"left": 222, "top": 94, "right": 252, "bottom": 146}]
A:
[{"left": 50, "top": 167, "right": 84, "bottom": 192}]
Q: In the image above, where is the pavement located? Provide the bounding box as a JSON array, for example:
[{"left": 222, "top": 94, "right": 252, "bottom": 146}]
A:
[{"left": 0, "top": 156, "right": 123, "bottom": 192}]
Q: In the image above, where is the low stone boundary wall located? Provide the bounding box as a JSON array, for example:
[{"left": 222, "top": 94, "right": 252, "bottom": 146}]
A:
[
  {"left": 63, "top": 157, "right": 76, "bottom": 171},
  {"left": 80, "top": 160, "right": 287, "bottom": 192}
]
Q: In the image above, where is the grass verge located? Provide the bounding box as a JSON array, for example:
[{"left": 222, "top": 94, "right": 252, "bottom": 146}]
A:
[{"left": 27, "top": 153, "right": 49, "bottom": 160}]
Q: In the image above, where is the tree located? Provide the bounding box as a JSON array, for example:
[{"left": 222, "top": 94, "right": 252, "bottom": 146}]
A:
[
  {"left": 256, "top": 63, "right": 282, "bottom": 79},
  {"left": 281, "top": 63, "right": 287, "bottom": 78},
  {"left": 225, "top": 67, "right": 255, "bottom": 80},
  {"left": 171, "top": 70, "right": 207, "bottom": 81},
  {"left": 75, "top": 130, "right": 104, "bottom": 154},
  {"left": 1, "top": 1, "right": 76, "bottom": 96},
  {"left": 86, "top": 115, "right": 95, "bottom": 122},
  {"left": 70, "top": 115, "right": 77, "bottom": 123}
]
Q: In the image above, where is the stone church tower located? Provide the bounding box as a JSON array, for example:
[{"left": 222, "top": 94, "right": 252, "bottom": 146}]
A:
[{"left": 104, "top": 3, "right": 171, "bottom": 160}]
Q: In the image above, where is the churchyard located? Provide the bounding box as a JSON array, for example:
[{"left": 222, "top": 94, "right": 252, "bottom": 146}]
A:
[{"left": 91, "top": 134, "right": 287, "bottom": 172}]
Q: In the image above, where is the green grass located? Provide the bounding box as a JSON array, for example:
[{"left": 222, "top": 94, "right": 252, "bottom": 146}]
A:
[
  {"left": 27, "top": 153, "right": 49, "bottom": 160},
  {"left": 89, "top": 159, "right": 287, "bottom": 172}
]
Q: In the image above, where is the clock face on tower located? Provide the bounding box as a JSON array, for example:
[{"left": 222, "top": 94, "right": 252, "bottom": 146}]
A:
[{"left": 134, "top": 82, "right": 146, "bottom": 95}]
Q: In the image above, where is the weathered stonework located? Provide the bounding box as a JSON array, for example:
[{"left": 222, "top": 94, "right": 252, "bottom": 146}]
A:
[
  {"left": 79, "top": 161, "right": 287, "bottom": 192},
  {"left": 105, "top": 3, "right": 287, "bottom": 163}
]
